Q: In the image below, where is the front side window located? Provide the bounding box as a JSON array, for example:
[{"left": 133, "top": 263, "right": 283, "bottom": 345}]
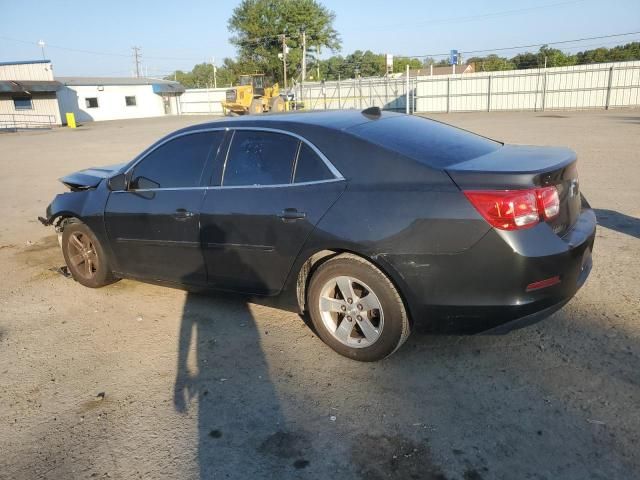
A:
[
  {"left": 85, "top": 97, "right": 99, "bottom": 108},
  {"left": 294, "top": 143, "right": 334, "bottom": 183},
  {"left": 131, "top": 131, "right": 223, "bottom": 189},
  {"left": 13, "top": 96, "right": 32, "bottom": 110},
  {"left": 125, "top": 96, "right": 137, "bottom": 106},
  {"left": 223, "top": 131, "right": 299, "bottom": 186}
]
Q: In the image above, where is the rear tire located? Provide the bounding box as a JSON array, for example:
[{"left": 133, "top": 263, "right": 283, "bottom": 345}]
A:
[
  {"left": 249, "top": 98, "right": 263, "bottom": 115},
  {"left": 307, "top": 253, "right": 410, "bottom": 361},
  {"left": 269, "top": 96, "right": 285, "bottom": 113},
  {"left": 61, "top": 222, "right": 118, "bottom": 288}
]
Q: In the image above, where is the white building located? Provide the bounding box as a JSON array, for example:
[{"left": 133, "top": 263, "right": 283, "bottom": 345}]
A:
[
  {"left": 0, "top": 60, "right": 62, "bottom": 128},
  {"left": 56, "top": 77, "right": 185, "bottom": 123}
]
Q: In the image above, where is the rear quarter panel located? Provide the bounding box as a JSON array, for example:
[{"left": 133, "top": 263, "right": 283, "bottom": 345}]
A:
[{"left": 284, "top": 132, "right": 491, "bottom": 318}]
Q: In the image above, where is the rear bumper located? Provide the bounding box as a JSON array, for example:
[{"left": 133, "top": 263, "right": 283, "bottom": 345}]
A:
[{"left": 383, "top": 204, "right": 596, "bottom": 334}]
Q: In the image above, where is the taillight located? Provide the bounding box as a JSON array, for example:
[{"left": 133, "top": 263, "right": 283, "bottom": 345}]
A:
[
  {"left": 464, "top": 186, "right": 560, "bottom": 231},
  {"left": 536, "top": 186, "right": 560, "bottom": 220}
]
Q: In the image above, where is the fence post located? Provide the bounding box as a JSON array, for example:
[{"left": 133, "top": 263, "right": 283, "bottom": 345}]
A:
[
  {"left": 446, "top": 78, "right": 450, "bottom": 113},
  {"left": 369, "top": 79, "right": 373, "bottom": 107},
  {"left": 359, "top": 77, "right": 363, "bottom": 109},
  {"left": 385, "top": 78, "right": 389, "bottom": 109},
  {"left": 605, "top": 66, "right": 614, "bottom": 110},
  {"left": 337, "top": 75, "right": 341, "bottom": 109},
  {"left": 322, "top": 81, "right": 327, "bottom": 110},
  {"left": 405, "top": 64, "right": 410, "bottom": 114},
  {"left": 541, "top": 72, "right": 547, "bottom": 112},
  {"left": 487, "top": 75, "right": 492, "bottom": 112}
]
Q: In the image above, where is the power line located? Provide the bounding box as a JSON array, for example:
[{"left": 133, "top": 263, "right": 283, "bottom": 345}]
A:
[
  {"left": 352, "top": 0, "right": 586, "bottom": 31},
  {"left": 0, "top": 34, "right": 203, "bottom": 61},
  {"left": 396, "top": 31, "right": 640, "bottom": 59}
]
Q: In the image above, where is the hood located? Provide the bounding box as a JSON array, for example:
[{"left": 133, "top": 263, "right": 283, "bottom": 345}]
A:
[{"left": 59, "top": 163, "right": 126, "bottom": 190}]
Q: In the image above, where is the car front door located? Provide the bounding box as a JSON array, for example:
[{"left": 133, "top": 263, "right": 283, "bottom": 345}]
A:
[
  {"left": 200, "top": 129, "right": 346, "bottom": 295},
  {"left": 104, "top": 130, "right": 225, "bottom": 284}
]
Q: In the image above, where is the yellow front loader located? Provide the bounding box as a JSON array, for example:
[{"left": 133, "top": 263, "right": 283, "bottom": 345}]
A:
[{"left": 222, "top": 74, "right": 286, "bottom": 115}]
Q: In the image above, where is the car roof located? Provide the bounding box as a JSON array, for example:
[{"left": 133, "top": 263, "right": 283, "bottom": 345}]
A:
[{"left": 182, "top": 109, "right": 406, "bottom": 133}]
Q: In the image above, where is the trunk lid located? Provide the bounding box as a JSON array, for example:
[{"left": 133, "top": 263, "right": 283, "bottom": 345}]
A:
[
  {"left": 447, "top": 145, "right": 581, "bottom": 236},
  {"left": 59, "top": 163, "right": 126, "bottom": 190}
]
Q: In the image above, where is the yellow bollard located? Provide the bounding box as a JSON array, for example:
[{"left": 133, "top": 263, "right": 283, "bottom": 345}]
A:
[{"left": 65, "top": 112, "right": 76, "bottom": 128}]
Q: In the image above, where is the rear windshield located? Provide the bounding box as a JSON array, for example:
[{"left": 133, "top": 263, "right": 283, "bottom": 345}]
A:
[{"left": 348, "top": 115, "right": 501, "bottom": 168}]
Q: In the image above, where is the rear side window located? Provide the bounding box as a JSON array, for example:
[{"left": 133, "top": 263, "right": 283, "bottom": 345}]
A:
[
  {"left": 294, "top": 144, "right": 334, "bottom": 183},
  {"left": 132, "top": 132, "right": 223, "bottom": 189},
  {"left": 348, "top": 115, "right": 501, "bottom": 168},
  {"left": 223, "top": 130, "right": 298, "bottom": 186}
]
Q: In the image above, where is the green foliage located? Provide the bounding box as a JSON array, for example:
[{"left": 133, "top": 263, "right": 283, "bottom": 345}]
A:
[
  {"left": 468, "top": 54, "right": 516, "bottom": 71},
  {"left": 394, "top": 57, "right": 422, "bottom": 73},
  {"left": 228, "top": 0, "right": 340, "bottom": 84},
  {"left": 470, "top": 43, "right": 640, "bottom": 72},
  {"left": 167, "top": 62, "right": 236, "bottom": 89}
]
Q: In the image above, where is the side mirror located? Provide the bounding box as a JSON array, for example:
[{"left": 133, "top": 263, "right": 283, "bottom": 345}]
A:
[
  {"left": 107, "top": 173, "right": 127, "bottom": 191},
  {"left": 131, "top": 176, "right": 160, "bottom": 190}
]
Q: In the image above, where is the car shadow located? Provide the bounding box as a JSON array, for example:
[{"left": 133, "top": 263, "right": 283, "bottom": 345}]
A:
[
  {"left": 594, "top": 208, "right": 640, "bottom": 239},
  {"left": 174, "top": 226, "right": 317, "bottom": 478},
  {"left": 171, "top": 229, "right": 639, "bottom": 479}
]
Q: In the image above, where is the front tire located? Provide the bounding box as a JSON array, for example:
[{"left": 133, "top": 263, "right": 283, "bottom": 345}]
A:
[
  {"left": 61, "top": 222, "right": 117, "bottom": 288},
  {"left": 307, "top": 254, "right": 410, "bottom": 361}
]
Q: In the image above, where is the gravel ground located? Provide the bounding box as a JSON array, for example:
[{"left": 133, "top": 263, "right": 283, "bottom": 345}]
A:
[{"left": 0, "top": 110, "right": 638, "bottom": 480}]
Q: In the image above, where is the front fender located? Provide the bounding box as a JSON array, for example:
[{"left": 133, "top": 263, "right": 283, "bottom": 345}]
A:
[{"left": 41, "top": 182, "right": 114, "bottom": 264}]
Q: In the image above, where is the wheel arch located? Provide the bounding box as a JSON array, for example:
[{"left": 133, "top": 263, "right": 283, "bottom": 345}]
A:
[{"left": 294, "top": 247, "right": 414, "bottom": 325}]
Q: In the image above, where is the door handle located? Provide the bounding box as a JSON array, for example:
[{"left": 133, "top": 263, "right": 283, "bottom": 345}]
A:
[
  {"left": 278, "top": 208, "right": 306, "bottom": 222},
  {"left": 173, "top": 208, "right": 195, "bottom": 221}
]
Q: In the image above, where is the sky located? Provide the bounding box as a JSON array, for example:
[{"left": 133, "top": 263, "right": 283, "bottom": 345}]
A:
[{"left": 1, "top": 0, "right": 639, "bottom": 77}]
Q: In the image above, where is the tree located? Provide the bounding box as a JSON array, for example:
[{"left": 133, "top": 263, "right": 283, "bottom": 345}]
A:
[
  {"left": 228, "top": 0, "right": 340, "bottom": 86},
  {"left": 537, "top": 46, "right": 576, "bottom": 67},
  {"left": 393, "top": 57, "right": 422, "bottom": 74},
  {"left": 468, "top": 54, "right": 515, "bottom": 72},
  {"left": 167, "top": 61, "right": 236, "bottom": 89}
]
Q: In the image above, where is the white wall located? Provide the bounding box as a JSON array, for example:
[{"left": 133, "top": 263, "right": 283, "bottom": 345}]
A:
[
  {"left": 414, "top": 60, "right": 640, "bottom": 113},
  {"left": 0, "top": 93, "right": 61, "bottom": 126},
  {"left": 179, "top": 88, "right": 227, "bottom": 114},
  {"left": 57, "top": 84, "right": 170, "bottom": 123},
  {"left": 0, "top": 62, "right": 54, "bottom": 81},
  {"left": 0, "top": 61, "right": 61, "bottom": 127},
  {"left": 294, "top": 60, "right": 640, "bottom": 114}
]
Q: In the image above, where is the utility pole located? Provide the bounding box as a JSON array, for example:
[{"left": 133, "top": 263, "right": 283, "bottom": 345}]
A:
[
  {"left": 132, "top": 46, "right": 142, "bottom": 78},
  {"left": 301, "top": 31, "right": 307, "bottom": 83},
  {"left": 211, "top": 57, "right": 217, "bottom": 88},
  {"left": 316, "top": 44, "right": 321, "bottom": 81},
  {"left": 280, "top": 35, "right": 288, "bottom": 90}
]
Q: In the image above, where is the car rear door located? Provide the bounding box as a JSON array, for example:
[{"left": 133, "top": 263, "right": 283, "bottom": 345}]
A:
[
  {"left": 200, "top": 128, "right": 346, "bottom": 295},
  {"left": 104, "top": 130, "right": 225, "bottom": 284}
]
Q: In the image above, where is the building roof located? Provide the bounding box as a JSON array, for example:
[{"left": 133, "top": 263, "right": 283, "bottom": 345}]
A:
[
  {"left": 57, "top": 76, "right": 181, "bottom": 87},
  {"left": 0, "top": 80, "right": 61, "bottom": 93},
  {"left": 0, "top": 60, "right": 51, "bottom": 66}
]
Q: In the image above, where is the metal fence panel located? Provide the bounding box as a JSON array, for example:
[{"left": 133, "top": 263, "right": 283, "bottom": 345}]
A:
[
  {"left": 178, "top": 61, "right": 640, "bottom": 116},
  {"left": 293, "top": 60, "right": 640, "bottom": 115}
]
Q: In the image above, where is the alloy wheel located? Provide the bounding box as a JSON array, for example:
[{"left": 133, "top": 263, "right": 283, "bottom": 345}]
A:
[
  {"left": 67, "top": 232, "right": 99, "bottom": 280},
  {"left": 318, "top": 275, "right": 384, "bottom": 348}
]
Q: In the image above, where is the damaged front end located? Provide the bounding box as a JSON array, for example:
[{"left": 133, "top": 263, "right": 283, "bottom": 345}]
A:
[{"left": 40, "top": 163, "right": 124, "bottom": 241}]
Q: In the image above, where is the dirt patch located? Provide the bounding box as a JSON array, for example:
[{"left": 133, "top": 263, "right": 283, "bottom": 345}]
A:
[
  {"left": 350, "top": 434, "right": 447, "bottom": 480},
  {"left": 258, "top": 430, "right": 311, "bottom": 459},
  {"left": 14, "top": 235, "right": 61, "bottom": 268}
]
